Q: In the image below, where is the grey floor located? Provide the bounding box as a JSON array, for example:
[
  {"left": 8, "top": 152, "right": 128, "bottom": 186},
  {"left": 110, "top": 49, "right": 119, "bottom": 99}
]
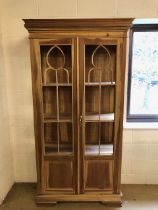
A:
[{"left": 0, "top": 184, "right": 158, "bottom": 210}]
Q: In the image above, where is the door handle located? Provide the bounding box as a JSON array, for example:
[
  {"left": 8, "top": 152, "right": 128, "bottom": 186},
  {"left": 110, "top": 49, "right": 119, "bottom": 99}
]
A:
[{"left": 79, "top": 115, "right": 82, "bottom": 126}]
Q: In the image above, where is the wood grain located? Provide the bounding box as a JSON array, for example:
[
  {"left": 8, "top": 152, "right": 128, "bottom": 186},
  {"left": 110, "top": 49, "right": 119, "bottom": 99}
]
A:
[{"left": 24, "top": 18, "right": 133, "bottom": 205}]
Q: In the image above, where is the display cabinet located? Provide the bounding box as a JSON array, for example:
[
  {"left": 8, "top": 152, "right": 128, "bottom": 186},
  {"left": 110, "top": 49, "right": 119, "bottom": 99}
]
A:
[{"left": 24, "top": 18, "right": 133, "bottom": 205}]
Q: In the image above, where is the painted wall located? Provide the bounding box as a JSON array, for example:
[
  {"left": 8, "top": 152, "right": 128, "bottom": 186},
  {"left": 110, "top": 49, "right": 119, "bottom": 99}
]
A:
[
  {"left": 0, "top": 17, "right": 14, "bottom": 204},
  {"left": 0, "top": 0, "right": 158, "bottom": 203}
]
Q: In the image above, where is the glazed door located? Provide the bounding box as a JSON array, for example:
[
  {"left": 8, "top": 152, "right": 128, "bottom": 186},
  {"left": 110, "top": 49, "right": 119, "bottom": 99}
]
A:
[
  {"left": 79, "top": 38, "right": 121, "bottom": 193},
  {"left": 31, "top": 38, "right": 79, "bottom": 194}
]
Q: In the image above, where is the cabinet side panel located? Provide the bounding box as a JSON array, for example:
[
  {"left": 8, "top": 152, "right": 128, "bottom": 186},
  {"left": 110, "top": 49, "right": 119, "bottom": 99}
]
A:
[
  {"left": 30, "top": 39, "right": 44, "bottom": 194},
  {"left": 113, "top": 38, "right": 127, "bottom": 194}
]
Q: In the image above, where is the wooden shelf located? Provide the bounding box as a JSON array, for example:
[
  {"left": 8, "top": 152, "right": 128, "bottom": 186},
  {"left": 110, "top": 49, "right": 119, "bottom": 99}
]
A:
[
  {"left": 85, "top": 113, "right": 114, "bottom": 122},
  {"left": 45, "top": 144, "right": 73, "bottom": 156},
  {"left": 85, "top": 144, "right": 113, "bottom": 156},
  {"left": 42, "top": 83, "right": 72, "bottom": 87},
  {"left": 85, "top": 82, "right": 115, "bottom": 86},
  {"left": 44, "top": 113, "right": 72, "bottom": 123},
  {"left": 45, "top": 152, "right": 73, "bottom": 156},
  {"left": 45, "top": 143, "right": 72, "bottom": 148}
]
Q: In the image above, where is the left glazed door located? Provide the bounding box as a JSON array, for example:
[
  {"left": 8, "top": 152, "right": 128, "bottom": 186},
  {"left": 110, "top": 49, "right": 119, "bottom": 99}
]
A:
[{"left": 30, "top": 38, "right": 78, "bottom": 194}]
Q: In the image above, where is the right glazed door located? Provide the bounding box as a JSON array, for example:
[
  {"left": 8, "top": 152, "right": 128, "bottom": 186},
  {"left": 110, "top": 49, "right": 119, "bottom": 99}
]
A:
[{"left": 79, "top": 38, "right": 121, "bottom": 193}]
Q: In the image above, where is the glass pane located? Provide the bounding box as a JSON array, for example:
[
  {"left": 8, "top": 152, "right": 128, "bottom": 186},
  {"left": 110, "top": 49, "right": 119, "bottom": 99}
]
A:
[
  {"left": 40, "top": 45, "right": 72, "bottom": 84},
  {"left": 85, "top": 45, "right": 116, "bottom": 83},
  {"left": 44, "top": 122, "right": 73, "bottom": 154},
  {"left": 41, "top": 44, "right": 73, "bottom": 154},
  {"left": 130, "top": 32, "right": 158, "bottom": 114},
  {"left": 84, "top": 44, "right": 115, "bottom": 156}
]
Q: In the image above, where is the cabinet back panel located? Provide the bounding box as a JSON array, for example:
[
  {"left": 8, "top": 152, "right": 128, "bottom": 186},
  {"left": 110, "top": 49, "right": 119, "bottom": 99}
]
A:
[
  {"left": 85, "top": 87, "right": 115, "bottom": 114},
  {"left": 43, "top": 87, "right": 57, "bottom": 116},
  {"left": 85, "top": 87, "right": 99, "bottom": 114},
  {"left": 44, "top": 123, "right": 73, "bottom": 154},
  {"left": 40, "top": 45, "right": 72, "bottom": 84},
  {"left": 85, "top": 122, "right": 114, "bottom": 144},
  {"left": 84, "top": 160, "right": 113, "bottom": 190},
  {"left": 43, "top": 87, "right": 72, "bottom": 117},
  {"left": 101, "top": 87, "right": 115, "bottom": 113},
  {"left": 59, "top": 123, "right": 72, "bottom": 143},
  {"left": 44, "top": 123, "right": 72, "bottom": 144},
  {"left": 44, "top": 123, "right": 58, "bottom": 144},
  {"left": 59, "top": 87, "right": 72, "bottom": 116},
  {"left": 85, "top": 45, "right": 116, "bottom": 83}
]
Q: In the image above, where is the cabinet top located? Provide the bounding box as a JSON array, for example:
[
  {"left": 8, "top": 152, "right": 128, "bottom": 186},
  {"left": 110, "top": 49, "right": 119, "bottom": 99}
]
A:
[{"left": 23, "top": 18, "right": 134, "bottom": 32}]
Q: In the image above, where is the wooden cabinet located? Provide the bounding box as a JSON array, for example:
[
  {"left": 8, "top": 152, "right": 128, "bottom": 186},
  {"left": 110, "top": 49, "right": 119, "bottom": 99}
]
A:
[{"left": 24, "top": 19, "right": 133, "bottom": 205}]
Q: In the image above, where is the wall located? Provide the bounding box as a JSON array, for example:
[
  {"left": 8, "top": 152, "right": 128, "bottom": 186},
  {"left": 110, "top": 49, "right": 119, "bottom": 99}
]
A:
[
  {"left": 122, "top": 129, "right": 158, "bottom": 184},
  {"left": 0, "top": 0, "right": 158, "bottom": 201},
  {"left": 0, "top": 16, "right": 14, "bottom": 203}
]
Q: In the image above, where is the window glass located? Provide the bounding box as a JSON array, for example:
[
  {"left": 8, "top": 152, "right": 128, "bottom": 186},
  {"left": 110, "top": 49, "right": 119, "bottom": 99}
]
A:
[{"left": 130, "top": 31, "right": 158, "bottom": 115}]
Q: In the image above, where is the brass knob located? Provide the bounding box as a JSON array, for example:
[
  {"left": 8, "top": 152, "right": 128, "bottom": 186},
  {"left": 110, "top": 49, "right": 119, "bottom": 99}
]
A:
[{"left": 79, "top": 115, "right": 82, "bottom": 126}]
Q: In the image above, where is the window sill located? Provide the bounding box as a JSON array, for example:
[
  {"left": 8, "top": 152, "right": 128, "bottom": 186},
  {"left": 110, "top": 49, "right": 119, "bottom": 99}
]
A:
[{"left": 124, "top": 122, "right": 158, "bottom": 129}]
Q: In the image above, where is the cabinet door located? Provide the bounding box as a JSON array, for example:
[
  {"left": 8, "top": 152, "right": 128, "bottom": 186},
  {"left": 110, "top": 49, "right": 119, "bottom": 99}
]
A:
[
  {"left": 79, "top": 38, "right": 122, "bottom": 193},
  {"left": 31, "top": 38, "right": 78, "bottom": 193}
]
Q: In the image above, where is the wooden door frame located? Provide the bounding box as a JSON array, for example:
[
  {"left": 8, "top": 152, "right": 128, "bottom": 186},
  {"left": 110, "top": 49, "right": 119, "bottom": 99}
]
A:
[
  {"left": 30, "top": 37, "right": 79, "bottom": 194},
  {"left": 78, "top": 37, "right": 122, "bottom": 194}
]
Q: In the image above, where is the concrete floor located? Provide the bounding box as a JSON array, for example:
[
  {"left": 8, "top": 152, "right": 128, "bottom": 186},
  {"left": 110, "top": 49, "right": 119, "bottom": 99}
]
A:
[{"left": 0, "top": 184, "right": 158, "bottom": 210}]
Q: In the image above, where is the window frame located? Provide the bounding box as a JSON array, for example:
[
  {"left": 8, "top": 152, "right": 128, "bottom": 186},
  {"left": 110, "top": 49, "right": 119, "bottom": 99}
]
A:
[{"left": 127, "top": 24, "right": 158, "bottom": 122}]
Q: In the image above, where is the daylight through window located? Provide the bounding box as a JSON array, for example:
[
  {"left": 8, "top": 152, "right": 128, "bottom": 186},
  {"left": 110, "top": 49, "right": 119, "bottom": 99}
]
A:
[{"left": 127, "top": 24, "right": 158, "bottom": 122}]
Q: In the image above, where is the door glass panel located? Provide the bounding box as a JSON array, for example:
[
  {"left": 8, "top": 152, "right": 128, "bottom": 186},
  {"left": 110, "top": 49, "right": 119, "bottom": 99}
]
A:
[
  {"left": 85, "top": 45, "right": 116, "bottom": 84},
  {"left": 40, "top": 45, "right": 73, "bottom": 155},
  {"left": 84, "top": 44, "right": 116, "bottom": 156}
]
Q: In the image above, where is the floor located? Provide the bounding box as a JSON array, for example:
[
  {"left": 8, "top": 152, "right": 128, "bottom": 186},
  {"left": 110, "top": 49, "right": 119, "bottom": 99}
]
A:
[{"left": 0, "top": 184, "right": 158, "bottom": 210}]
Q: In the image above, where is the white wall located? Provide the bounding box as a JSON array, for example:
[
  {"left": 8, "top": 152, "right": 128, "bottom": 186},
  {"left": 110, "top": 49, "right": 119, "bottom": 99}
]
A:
[
  {"left": 122, "top": 129, "right": 158, "bottom": 184},
  {"left": 0, "top": 16, "right": 14, "bottom": 204},
  {"left": 0, "top": 0, "right": 158, "bottom": 203}
]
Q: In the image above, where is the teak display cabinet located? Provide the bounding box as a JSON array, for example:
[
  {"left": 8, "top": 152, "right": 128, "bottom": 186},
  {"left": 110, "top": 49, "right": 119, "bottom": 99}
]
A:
[{"left": 24, "top": 19, "right": 133, "bottom": 206}]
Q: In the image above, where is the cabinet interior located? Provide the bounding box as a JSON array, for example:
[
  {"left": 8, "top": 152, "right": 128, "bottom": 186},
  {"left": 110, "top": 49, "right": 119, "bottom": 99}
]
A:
[
  {"left": 41, "top": 45, "right": 72, "bottom": 84},
  {"left": 41, "top": 44, "right": 73, "bottom": 155},
  {"left": 85, "top": 45, "right": 116, "bottom": 83},
  {"left": 84, "top": 44, "right": 116, "bottom": 156}
]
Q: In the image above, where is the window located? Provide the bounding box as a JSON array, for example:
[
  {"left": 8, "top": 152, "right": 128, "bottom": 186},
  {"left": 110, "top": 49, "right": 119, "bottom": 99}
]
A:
[{"left": 127, "top": 23, "right": 158, "bottom": 122}]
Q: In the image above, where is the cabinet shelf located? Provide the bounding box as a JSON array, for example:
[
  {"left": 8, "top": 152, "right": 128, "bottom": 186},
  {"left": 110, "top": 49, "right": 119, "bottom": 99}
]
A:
[
  {"left": 45, "top": 152, "right": 73, "bottom": 156},
  {"left": 45, "top": 144, "right": 72, "bottom": 156},
  {"left": 45, "top": 143, "right": 72, "bottom": 148},
  {"left": 85, "top": 144, "right": 113, "bottom": 156},
  {"left": 85, "top": 82, "right": 115, "bottom": 86},
  {"left": 42, "top": 83, "right": 72, "bottom": 87},
  {"left": 44, "top": 113, "right": 72, "bottom": 123},
  {"left": 85, "top": 113, "right": 114, "bottom": 122}
]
